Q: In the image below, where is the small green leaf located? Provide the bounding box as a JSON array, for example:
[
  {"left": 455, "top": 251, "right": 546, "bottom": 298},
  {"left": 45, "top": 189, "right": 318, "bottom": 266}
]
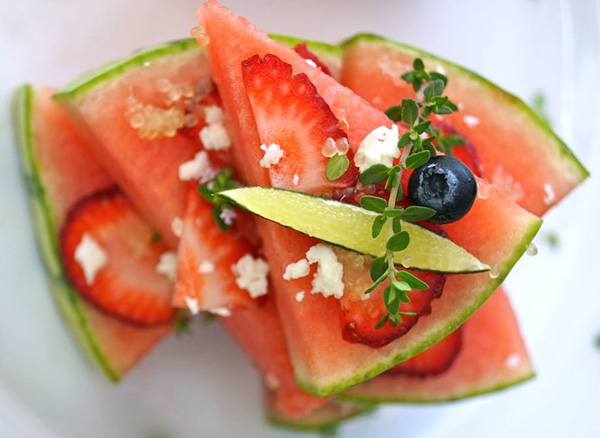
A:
[
  {"left": 401, "top": 99, "right": 419, "bottom": 127},
  {"left": 372, "top": 214, "right": 387, "bottom": 238},
  {"left": 414, "top": 120, "right": 431, "bottom": 134},
  {"left": 375, "top": 314, "right": 389, "bottom": 329},
  {"left": 360, "top": 195, "right": 387, "bottom": 212},
  {"left": 384, "top": 105, "right": 403, "bottom": 122},
  {"left": 197, "top": 184, "right": 214, "bottom": 202},
  {"left": 359, "top": 164, "right": 390, "bottom": 185},
  {"left": 326, "top": 153, "right": 350, "bottom": 181},
  {"left": 386, "top": 231, "right": 410, "bottom": 252},
  {"left": 436, "top": 105, "right": 453, "bottom": 115},
  {"left": 405, "top": 150, "right": 431, "bottom": 169},
  {"left": 150, "top": 231, "right": 161, "bottom": 244},
  {"left": 401, "top": 71, "right": 416, "bottom": 84},
  {"left": 370, "top": 256, "right": 387, "bottom": 282},
  {"left": 400, "top": 205, "right": 436, "bottom": 222},
  {"left": 212, "top": 207, "right": 232, "bottom": 232},
  {"left": 392, "top": 217, "right": 402, "bottom": 233},
  {"left": 424, "top": 79, "right": 445, "bottom": 101},
  {"left": 364, "top": 272, "right": 387, "bottom": 294},
  {"left": 397, "top": 271, "right": 429, "bottom": 290},
  {"left": 391, "top": 279, "right": 411, "bottom": 293},
  {"left": 413, "top": 58, "right": 425, "bottom": 71},
  {"left": 383, "top": 208, "right": 404, "bottom": 218},
  {"left": 398, "top": 131, "right": 411, "bottom": 149},
  {"left": 429, "top": 71, "right": 448, "bottom": 86}
]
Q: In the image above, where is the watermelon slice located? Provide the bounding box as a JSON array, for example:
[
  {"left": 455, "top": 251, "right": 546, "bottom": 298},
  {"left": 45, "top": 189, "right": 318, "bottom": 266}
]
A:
[
  {"left": 197, "top": 0, "right": 541, "bottom": 396},
  {"left": 340, "top": 34, "right": 589, "bottom": 216},
  {"left": 342, "top": 287, "right": 534, "bottom": 402},
  {"left": 13, "top": 85, "right": 171, "bottom": 381},
  {"left": 263, "top": 387, "right": 374, "bottom": 432},
  {"left": 54, "top": 39, "right": 208, "bottom": 249}
]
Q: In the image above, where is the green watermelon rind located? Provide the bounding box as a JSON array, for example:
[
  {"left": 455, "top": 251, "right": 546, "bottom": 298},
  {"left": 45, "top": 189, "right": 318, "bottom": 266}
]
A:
[
  {"left": 340, "top": 33, "right": 589, "bottom": 181},
  {"left": 269, "top": 34, "right": 342, "bottom": 58},
  {"left": 55, "top": 38, "right": 201, "bottom": 101},
  {"left": 339, "top": 370, "right": 535, "bottom": 404},
  {"left": 294, "top": 215, "right": 541, "bottom": 397},
  {"left": 13, "top": 85, "right": 121, "bottom": 382}
]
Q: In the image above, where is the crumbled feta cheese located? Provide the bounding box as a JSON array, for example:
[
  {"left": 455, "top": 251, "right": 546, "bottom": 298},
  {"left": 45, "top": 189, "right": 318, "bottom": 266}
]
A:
[
  {"left": 264, "top": 373, "right": 280, "bottom": 389},
  {"left": 156, "top": 251, "right": 178, "bottom": 282},
  {"left": 232, "top": 254, "right": 269, "bottom": 298},
  {"left": 463, "top": 115, "right": 479, "bottom": 127},
  {"left": 178, "top": 151, "right": 211, "bottom": 181},
  {"left": 305, "top": 59, "right": 317, "bottom": 68},
  {"left": 505, "top": 353, "right": 521, "bottom": 369},
  {"left": 200, "top": 123, "right": 231, "bottom": 150},
  {"left": 305, "top": 244, "right": 344, "bottom": 299},
  {"left": 184, "top": 297, "right": 199, "bottom": 315},
  {"left": 74, "top": 234, "right": 107, "bottom": 285},
  {"left": 171, "top": 217, "right": 183, "bottom": 237},
  {"left": 219, "top": 208, "right": 237, "bottom": 226},
  {"left": 259, "top": 143, "right": 284, "bottom": 168},
  {"left": 198, "top": 260, "right": 215, "bottom": 274},
  {"left": 210, "top": 307, "right": 232, "bottom": 317},
  {"left": 283, "top": 259, "right": 310, "bottom": 280},
  {"left": 203, "top": 105, "right": 224, "bottom": 124},
  {"left": 354, "top": 124, "right": 400, "bottom": 173},
  {"left": 295, "top": 291, "right": 305, "bottom": 303},
  {"left": 292, "top": 174, "right": 299, "bottom": 186}
]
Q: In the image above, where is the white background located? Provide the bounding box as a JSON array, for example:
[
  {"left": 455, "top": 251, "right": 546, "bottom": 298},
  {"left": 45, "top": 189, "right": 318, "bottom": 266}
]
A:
[{"left": 1, "top": 0, "right": 599, "bottom": 437}]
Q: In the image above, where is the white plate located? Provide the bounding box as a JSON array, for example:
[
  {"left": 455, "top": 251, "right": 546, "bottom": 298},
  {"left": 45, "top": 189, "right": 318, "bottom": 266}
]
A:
[{"left": 1, "top": 0, "right": 599, "bottom": 437}]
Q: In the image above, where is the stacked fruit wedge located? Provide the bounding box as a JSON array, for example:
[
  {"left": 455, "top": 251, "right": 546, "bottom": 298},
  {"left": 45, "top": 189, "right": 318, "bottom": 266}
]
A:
[{"left": 14, "top": 0, "right": 588, "bottom": 431}]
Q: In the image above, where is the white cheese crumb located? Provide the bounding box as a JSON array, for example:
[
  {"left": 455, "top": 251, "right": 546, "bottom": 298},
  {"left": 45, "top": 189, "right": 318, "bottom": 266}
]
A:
[
  {"left": 305, "top": 244, "right": 344, "bottom": 299},
  {"left": 232, "top": 254, "right": 270, "bottom": 298},
  {"left": 200, "top": 123, "right": 231, "bottom": 150},
  {"left": 295, "top": 291, "right": 305, "bottom": 302},
  {"left": 171, "top": 217, "right": 183, "bottom": 237},
  {"left": 198, "top": 260, "right": 215, "bottom": 274},
  {"left": 178, "top": 151, "right": 211, "bottom": 181},
  {"left": 283, "top": 259, "right": 310, "bottom": 280},
  {"left": 219, "top": 208, "right": 237, "bottom": 226},
  {"left": 305, "top": 59, "right": 317, "bottom": 68},
  {"left": 354, "top": 124, "right": 400, "bottom": 173},
  {"left": 505, "top": 353, "right": 521, "bottom": 369},
  {"left": 209, "top": 307, "right": 232, "bottom": 317},
  {"left": 259, "top": 143, "right": 284, "bottom": 168},
  {"left": 156, "top": 251, "right": 178, "bottom": 282},
  {"left": 74, "top": 234, "right": 107, "bottom": 285},
  {"left": 184, "top": 297, "right": 199, "bottom": 315},
  {"left": 463, "top": 115, "right": 480, "bottom": 127},
  {"left": 203, "top": 105, "right": 224, "bottom": 124},
  {"left": 292, "top": 174, "right": 299, "bottom": 185},
  {"left": 264, "top": 373, "right": 280, "bottom": 389}
]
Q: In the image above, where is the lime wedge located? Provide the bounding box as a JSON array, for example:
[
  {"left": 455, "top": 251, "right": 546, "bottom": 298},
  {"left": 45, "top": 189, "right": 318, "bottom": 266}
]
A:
[{"left": 219, "top": 187, "right": 489, "bottom": 274}]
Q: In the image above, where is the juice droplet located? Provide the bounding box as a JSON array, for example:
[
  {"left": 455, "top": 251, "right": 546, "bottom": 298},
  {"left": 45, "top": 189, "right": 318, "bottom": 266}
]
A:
[
  {"left": 335, "top": 137, "right": 350, "bottom": 154},
  {"left": 477, "top": 179, "right": 490, "bottom": 199},
  {"left": 191, "top": 26, "right": 210, "bottom": 46},
  {"left": 322, "top": 137, "right": 337, "bottom": 157},
  {"left": 488, "top": 265, "right": 500, "bottom": 279},
  {"left": 526, "top": 243, "right": 538, "bottom": 256},
  {"left": 401, "top": 256, "right": 412, "bottom": 267}
]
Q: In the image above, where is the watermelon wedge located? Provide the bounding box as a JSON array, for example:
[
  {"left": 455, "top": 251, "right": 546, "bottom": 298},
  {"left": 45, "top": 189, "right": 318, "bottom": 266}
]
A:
[
  {"left": 342, "top": 287, "right": 534, "bottom": 402},
  {"left": 13, "top": 85, "right": 171, "bottom": 381},
  {"left": 263, "top": 387, "right": 374, "bottom": 432},
  {"left": 340, "top": 34, "right": 589, "bottom": 216},
  {"left": 197, "top": 0, "right": 541, "bottom": 396}
]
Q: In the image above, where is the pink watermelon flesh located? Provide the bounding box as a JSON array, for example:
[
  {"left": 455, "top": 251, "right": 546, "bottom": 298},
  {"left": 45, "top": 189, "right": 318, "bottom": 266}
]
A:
[
  {"left": 15, "top": 86, "right": 171, "bottom": 381},
  {"left": 340, "top": 34, "right": 589, "bottom": 216},
  {"left": 198, "top": 1, "right": 541, "bottom": 396},
  {"left": 343, "top": 287, "right": 534, "bottom": 402}
]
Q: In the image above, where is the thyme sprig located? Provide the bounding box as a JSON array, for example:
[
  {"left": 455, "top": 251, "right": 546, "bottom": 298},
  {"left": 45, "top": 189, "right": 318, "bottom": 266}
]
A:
[
  {"left": 360, "top": 58, "right": 461, "bottom": 328},
  {"left": 197, "top": 168, "right": 238, "bottom": 231}
]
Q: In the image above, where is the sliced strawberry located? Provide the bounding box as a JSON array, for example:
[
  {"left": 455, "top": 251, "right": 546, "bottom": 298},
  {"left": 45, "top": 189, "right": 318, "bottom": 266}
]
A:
[
  {"left": 242, "top": 54, "right": 358, "bottom": 195},
  {"left": 293, "top": 42, "right": 332, "bottom": 77},
  {"left": 340, "top": 268, "right": 445, "bottom": 348},
  {"left": 60, "top": 188, "right": 175, "bottom": 325},
  {"left": 386, "top": 327, "right": 462, "bottom": 376},
  {"left": 173, "top": 183, "right": 260, "bottom": 311}
]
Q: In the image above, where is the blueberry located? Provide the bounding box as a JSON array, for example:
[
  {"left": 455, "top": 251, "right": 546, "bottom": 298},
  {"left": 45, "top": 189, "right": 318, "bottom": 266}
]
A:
[{"left": 408, "top": 156, "right": 477, "bottom": 224}]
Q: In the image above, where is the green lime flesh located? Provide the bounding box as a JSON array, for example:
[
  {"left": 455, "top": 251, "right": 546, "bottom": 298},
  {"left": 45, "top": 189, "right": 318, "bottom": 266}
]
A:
[{"left": 219, "top": 187, "right": 489, "bottom": 274}]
